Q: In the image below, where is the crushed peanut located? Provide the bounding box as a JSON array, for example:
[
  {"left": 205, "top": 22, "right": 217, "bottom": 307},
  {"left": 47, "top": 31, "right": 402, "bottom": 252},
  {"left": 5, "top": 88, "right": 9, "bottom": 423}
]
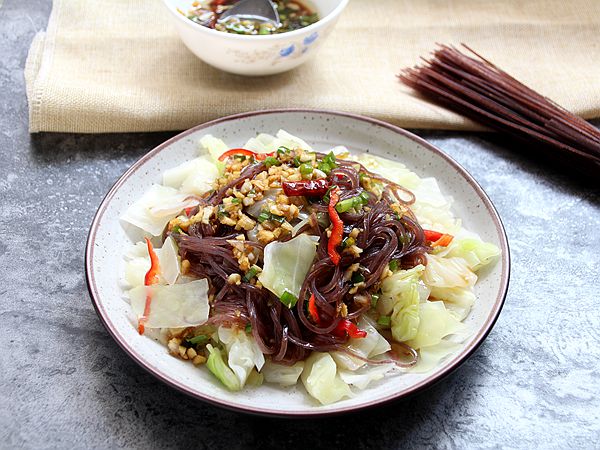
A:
[{"left": 227, "top": 273, "right": 242, "bottom": 285}]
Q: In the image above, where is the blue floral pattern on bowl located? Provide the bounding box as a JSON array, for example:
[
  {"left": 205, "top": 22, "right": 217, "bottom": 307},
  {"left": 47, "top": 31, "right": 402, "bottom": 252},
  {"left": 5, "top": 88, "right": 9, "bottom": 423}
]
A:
[
  {"left": 279, "top": 44, "right": 295, "bottom": 57},
  {"left": 303, "top": 32, "right": 319, "bottom": 46}
]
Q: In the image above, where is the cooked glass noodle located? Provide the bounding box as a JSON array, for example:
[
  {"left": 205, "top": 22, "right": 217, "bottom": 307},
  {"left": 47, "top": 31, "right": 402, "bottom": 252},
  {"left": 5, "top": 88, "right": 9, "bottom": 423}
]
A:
[{"left": 175, "top": 160, "right": 428, "bottom": 365}]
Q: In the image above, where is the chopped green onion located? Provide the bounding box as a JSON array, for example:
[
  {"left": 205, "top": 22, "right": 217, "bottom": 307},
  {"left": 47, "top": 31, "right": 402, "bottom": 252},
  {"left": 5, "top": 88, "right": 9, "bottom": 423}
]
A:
[
  {"left": 341, "top": 236, "right": 355, "bottom": 248},
  {"left": 335, "top": 194, "right": 369, "bottom": 213},
  {"left": 377, "top": 316, "right": 391, "bottom": 327},
  {"left": 245, "top": 323, "right": 252, "bottom": 333},
  {"left": 351, "top": 272, "right": 365, "bottom": 284},
  {"left": 389, "top": 260, "right": 399, "bottom": 272},
  {"left": 271, "top": 214, "right": 286, "bottom": 224},
  {"left": 323, "top": 151, "right": 336, "bottom": 166},
  {"left": 335, "top": 198, "right": 356, "bottom": 213},
  {"left": 299, "top": 163, "right": 313, "bottom": 178},
  {"left": 370, "top": 293, "right": 380, "bottom": 308},
  {"left": 217, "top": 204, "right": 227, "bottom": 217},
  {"left": 257, "top": 210, "right": 285, "bottom": 224},
  {"left": 243, "top": 265, "right": 261, "bottom": 282},
  {"left": 231, "top": 198, "right": 241, "bottom": 204},
  {"left": 277, "top": 146, "right": 290, "bottom": 155},
  {"left": 279, "top": 290, "right": 298, "bottom": 308},
  {"left": 171, "top": 225, "right": 182, "bottom": 234},
  {"left": 257, "top": 211, "right": 271, "bottom": 223},
  {"left": 264, "top": 156, "right": 281, "bottom": 168},
  {"left": 359, "top": 191, "right": 370, "bottom": 203},
  {"left": 317, "top": 151, "right": 337, "bottom": 175},
  {"left": 187, "top": 334, "right": 209, "bottom": 345},
  {"left": 258, "top": 23, "right": 271, "bottom": 35}
]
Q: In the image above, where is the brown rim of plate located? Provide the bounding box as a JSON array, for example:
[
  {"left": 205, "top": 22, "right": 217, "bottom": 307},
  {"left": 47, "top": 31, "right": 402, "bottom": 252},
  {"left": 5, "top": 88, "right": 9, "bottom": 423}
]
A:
[{"left": 85, "top": 108, "right": 510, "bottom": 418}]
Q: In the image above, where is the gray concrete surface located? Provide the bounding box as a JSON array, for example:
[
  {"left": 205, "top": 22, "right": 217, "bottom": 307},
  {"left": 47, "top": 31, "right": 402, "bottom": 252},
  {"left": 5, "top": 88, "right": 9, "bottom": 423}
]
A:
[{"left": 1, "top": 0, "right": 599, "bottom": 448}]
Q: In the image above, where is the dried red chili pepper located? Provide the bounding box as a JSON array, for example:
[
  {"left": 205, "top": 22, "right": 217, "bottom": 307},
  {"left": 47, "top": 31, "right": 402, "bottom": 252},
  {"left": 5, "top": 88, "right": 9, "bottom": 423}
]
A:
[{"left": 282, "top": 178, "right": 331, "bottom": 197}]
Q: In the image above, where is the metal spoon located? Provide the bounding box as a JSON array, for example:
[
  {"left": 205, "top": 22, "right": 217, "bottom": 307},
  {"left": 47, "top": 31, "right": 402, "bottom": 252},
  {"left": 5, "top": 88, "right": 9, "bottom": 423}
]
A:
[{"left": 218, "top": 0, "right": 280, "bottom": 27}]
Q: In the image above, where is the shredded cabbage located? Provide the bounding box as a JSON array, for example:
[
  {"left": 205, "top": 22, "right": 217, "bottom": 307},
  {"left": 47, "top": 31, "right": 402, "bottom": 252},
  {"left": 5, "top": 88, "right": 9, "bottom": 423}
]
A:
[
  {"left": 123, "top": 238, "right": 180, "bottom": 288},
  {"left": 411, "top": 340, "right": 463, "bottom": 373},
  {"left": 412, "top": 178, "right": 460, "bottom": 234},
  {"left": 206, "top": 344, "right": 241, "bottom": 391},
  {"left": 162, "top": 155, "right": 218, "bottom": 196},
  {"left": 258, "top": 234, "right": 317, "bottom": 299},
  {"left": 406, "top": 301, "right": 467, "bottom": 349},
  {"left": 200, "top": 134, "right": 229, "bottom": 161},
  {"left": 217, "top": 326, "right": 265, "bottom": 388},
  {"left": 339, "top": 363, "right": 397, "bottom": 390},
  {"left": 355, "top": 154, "right": 421, "bottom": 190},
  {"left": 423, "top": 254, "right": 477, "bottom": 288},
  {"left": 301, "top": 352, "right": 353, "bottom": 405},
  {"left": 129, "top": 279, "right": 209, "bottom": 328},
  {"left": 121, "top": 184, "right": 190, "bottom": 236},
  {"left": 378, "top": 265, "right": 425, "bottom": 343},
  {"left": 243, "top": 130, "right": 313, "bottom": 154},
  {"left": 332, "top": 316, "right": 391, "bottom": 371},
  {"left": 261, "top": 360, "right": 305, "bottom": 386},
  {"left": 430, "top": 286, "right": 476, "bottom": 321},
  {"left": 158, "top": 236, "right": 180, "bottom": 285},
  {"left": 444, "top": 238, "right": 501, "bottom": 272}
]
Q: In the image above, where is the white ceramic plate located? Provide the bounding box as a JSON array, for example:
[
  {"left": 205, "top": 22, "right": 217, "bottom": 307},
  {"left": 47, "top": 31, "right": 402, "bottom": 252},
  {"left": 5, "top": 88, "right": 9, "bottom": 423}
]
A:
[{"left": 85, "top": 109, "right": 510, "bottom": 416}]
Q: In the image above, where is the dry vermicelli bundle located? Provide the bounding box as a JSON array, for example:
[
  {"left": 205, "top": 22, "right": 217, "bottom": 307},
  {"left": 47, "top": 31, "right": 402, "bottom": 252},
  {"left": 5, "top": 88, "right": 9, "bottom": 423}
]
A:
[{"left": 398, "top": 44, "right": 600, "bottom": 172}]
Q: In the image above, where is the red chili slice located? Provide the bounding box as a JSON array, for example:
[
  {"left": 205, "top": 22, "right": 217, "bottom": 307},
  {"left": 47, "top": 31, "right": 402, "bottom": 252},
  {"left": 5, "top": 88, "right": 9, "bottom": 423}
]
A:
[
  {"left": 138, "top": 238, "right": 160, "bottom": 335},
  {"left": 333, "top": 319, "right": 367, "bottom": 339},
  {"left": 217, "top": 148, "right": 273, "bottom": 162},
  {"left": 327, "top": 187, "right": 343, "bottom": 265}
]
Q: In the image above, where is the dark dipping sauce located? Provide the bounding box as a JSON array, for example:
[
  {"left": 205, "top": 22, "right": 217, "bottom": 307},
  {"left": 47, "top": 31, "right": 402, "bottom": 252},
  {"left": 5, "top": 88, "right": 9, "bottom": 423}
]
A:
[{"left": 185, "top": 0, "right": 319, "bottom": 35}]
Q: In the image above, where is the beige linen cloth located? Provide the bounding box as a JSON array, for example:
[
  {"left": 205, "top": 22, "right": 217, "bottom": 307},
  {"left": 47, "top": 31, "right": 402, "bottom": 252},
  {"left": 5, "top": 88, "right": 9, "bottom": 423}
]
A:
[{"left": 25, "top": 0, "right": 600, "bottom": 133}]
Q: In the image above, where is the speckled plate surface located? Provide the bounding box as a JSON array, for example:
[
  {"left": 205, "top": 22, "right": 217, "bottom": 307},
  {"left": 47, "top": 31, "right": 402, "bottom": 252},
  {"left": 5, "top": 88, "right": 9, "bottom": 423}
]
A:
[{"left": 85, "top": 109, "right": 510, "bottom": 416}]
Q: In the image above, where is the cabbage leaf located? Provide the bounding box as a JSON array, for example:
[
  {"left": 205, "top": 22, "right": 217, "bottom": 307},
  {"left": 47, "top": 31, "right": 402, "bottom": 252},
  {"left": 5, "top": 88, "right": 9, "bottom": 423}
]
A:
[
  {"left": 339, "top": 363, "right": 397, "bottom": 390},
  {"left": 218, "top": 326, "right": 265, "bottom": 388},
  {"left": 301, "top": 352, "right": 353, "bottom": 405},
  {"left": 355, "top": 154, "right": 421, "bottom": 190},
  {"left": 129, "top": 279, "right": 209, "bottom": 328},
  {"left": 162, "top": 155, "right": 218, "bottom": 196},
  {"left": 158, "top": 236, "right": 180, "bottom": 285},
  {"left": 423, "top": 254, "right": 477, "bottom": 289},
  {"left": 406, "top": 301, "right": 467, "bottom": 349},
  {"left": 261, "top": 360, "right": 304, "bottom": 386},
  {"left": 206, "top": 344, "right": 241, "bottom": 391},
  {"left": 121, "top": 184, "right": 191, "bottom": 236},
  {"left": 445, "top": 238, "right": 501, "bottom": 272},
  {"left": 430, "top": 286, "right": 475, "bottom": 321},
  {"left": 410, "top": 340, "right": 463, "bottom": 373},
  {"left": 331, "top": 316, "right": 391, "bottom": 371},
  {"left": 378, "top": 265, "right": 425, "bottom": 343},
  {"left": 258, "top": 234, "right": 317, "bottom": 299}
]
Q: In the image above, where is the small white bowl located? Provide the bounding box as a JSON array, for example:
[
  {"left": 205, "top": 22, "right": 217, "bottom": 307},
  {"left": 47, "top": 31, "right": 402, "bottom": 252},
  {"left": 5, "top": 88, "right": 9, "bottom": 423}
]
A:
[{"left": 163, "top": 0, "right": 349, "bottom": 76}]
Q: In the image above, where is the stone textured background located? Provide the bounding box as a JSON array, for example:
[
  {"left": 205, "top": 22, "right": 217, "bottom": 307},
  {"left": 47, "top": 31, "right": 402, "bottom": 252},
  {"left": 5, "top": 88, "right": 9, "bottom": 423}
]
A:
[{"left": 1, "top": 1, "right": 598, "bottom": 448}]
